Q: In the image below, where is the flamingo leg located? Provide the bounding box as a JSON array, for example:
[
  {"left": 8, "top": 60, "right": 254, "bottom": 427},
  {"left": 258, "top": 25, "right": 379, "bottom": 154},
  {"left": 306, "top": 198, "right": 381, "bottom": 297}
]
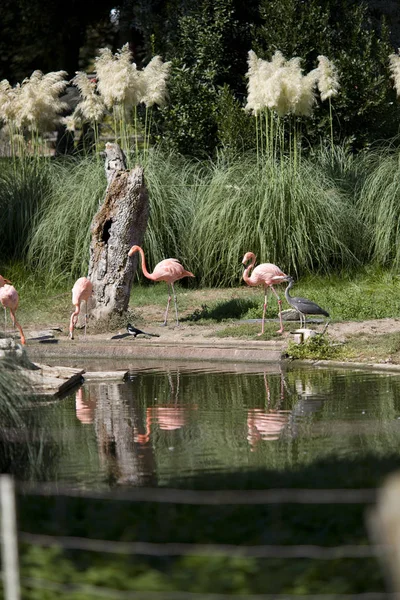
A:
[
  {"left": 69, "top": 305, "right": 80, "bottom": 339},
  {"left": 84, "top": 300, "right": 88, "bottom": 339},
  {"left": 3, "top": 306, "right": 6, "bottom": 337},
  {"left": 270, "top": 285, "right": 284, "bottom": 333},
  {"left": 162, "top": 285, "right": 172, "bottom": 326},
  {"left": 171, "top": 282, "right": 179, "bottom": 326},
  {"left": 10, "top": 309, "right": 25, "bottom": 345},
  {"left": 258, "top": 286, "right": 269, "bottom": 336}
]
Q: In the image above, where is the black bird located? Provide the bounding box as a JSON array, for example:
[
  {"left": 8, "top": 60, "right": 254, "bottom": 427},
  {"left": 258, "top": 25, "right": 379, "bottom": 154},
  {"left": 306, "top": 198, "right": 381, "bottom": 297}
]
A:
[
  {"left": 284, "top": 277, "right": 330, "bottom": 327},
  {"left": 127, "top": 323, "right": 160, "bottom": 338}
]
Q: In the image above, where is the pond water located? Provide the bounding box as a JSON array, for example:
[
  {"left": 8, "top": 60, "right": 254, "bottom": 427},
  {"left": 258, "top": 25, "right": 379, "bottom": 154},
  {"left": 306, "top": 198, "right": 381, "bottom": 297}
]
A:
[{"left": 3, "top": 361, "right": 400, "bottom": 489}]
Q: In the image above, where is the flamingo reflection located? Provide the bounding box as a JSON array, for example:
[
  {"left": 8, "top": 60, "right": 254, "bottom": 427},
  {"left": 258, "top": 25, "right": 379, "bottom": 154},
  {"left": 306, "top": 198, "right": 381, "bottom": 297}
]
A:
[
  {"left": 75, "top": 387, "right": 97, "bottom": 424},
  {"left": 247, "top": 371, "right": 291, "bottom": 449},
  {"left": 135, "top": 371, "right": 196, "bottom": 445}
]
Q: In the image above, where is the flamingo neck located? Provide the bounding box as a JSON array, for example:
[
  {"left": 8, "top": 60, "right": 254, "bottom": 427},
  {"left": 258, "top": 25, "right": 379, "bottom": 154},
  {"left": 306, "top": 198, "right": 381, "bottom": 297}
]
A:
[
  {"left": 137, "top": 247, "right": 155, "bottom": 280},
  {"left": 243, "top": 256, "right": 256, "bottom": 284}
]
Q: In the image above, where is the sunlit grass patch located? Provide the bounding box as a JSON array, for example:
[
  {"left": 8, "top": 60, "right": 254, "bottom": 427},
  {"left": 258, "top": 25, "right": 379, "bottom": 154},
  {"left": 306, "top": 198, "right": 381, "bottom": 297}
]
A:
[
  {"left": 212, "top": 322, "right": 299, "bottom": 340},
  {"left": 344, "top": 332, "right": 400, "bottom": 363}
]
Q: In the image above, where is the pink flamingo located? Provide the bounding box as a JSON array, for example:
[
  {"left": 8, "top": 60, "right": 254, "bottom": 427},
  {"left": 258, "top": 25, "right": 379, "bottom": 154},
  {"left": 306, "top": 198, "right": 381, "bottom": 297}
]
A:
[
  {"left": 128, "top": 245, "right": 194, "bottom": 326},
  {"left": 242, "top": 251, "right": 288, "bottom": 334},
  {"left": 0, "top": 276, "right": 26, "bottom": 345},
  {"left": 69, "top": 277, "right": 93, "bottom": 339}
]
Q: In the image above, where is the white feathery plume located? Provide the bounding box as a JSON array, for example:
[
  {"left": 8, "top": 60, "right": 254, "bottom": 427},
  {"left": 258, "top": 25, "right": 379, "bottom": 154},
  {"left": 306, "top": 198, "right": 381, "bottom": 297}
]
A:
[
  {"left": 316, "top": 55, "right": 340, "bottom": 101},
  {"left": 72, "top": 71, "right": 105, "bottom": 122},
  {"left": 15, "top": 70, "right": 68, "bottom": 132},
  {"left": 263, "top": 54, "right": 302, "bottom": 116},
  {"left": 141, "top": 56, "right": 171, "bottom": 107},
  {"left": 389, "top": 50, "right": 400, "bottom": 97},
  {"left": 95, "top": 43, "right": 142, "bottom": 109},
  {"left": 294, "top": 68, "right": 319, "bottom": 116},
  {"left": 0, "top": 80, "right": 18, "bottom": 124},
  {"left": 61, "top": 115, "right": 79, "bottom": 132},
  {"left": 245, "top": 50, "right": 265, "bottom": 115}
]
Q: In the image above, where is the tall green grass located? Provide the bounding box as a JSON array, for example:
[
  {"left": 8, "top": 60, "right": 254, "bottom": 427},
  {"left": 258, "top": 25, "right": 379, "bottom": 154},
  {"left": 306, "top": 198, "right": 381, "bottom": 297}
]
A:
[
  {"left": 5, "top": 141, "right": 400, "bottom": 291},
  {"left": 25, "top": 149, "right": 199, "bottom": 285},
  {"left": 0, "top": 158, "right": 52, "bottom": 260},
  {"left": 139, "top": 148, "right": 200, "bottom": 270},
  {"left": 357, "top": 146, "right": 400, "bottom": 270},
  {"left": 186, "top": 152, "right": 361, "bottom": 287},
  {"left": 27, "top": 157, "right": 104, "bottom": 284}
]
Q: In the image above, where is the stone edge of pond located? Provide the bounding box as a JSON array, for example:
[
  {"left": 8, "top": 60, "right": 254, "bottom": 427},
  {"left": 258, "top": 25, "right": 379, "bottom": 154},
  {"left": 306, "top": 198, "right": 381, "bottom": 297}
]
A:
[
  {"left": 288, "top": 358, "right": 400, "bottom": 373},
  {"left": 24, "top": 337, "right": 287, "bottom": 364}
]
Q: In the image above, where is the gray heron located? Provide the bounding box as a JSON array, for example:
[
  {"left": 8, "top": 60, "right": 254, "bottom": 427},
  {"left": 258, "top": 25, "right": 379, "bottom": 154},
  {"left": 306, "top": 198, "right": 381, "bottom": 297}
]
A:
[{"left": 284, "top": 276, "right": 329, "bottom": 328}]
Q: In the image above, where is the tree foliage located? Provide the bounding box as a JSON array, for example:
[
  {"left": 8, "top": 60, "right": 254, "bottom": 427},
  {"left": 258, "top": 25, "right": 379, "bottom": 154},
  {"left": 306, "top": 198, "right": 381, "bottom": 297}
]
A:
[{"left": 0, "top": 0, "right": 116, "bottom": 82}]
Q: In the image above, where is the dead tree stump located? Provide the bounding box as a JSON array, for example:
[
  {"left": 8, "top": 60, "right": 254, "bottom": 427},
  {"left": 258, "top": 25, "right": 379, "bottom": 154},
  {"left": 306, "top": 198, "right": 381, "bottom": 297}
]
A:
[{"left": 87, "top": 143, "right": 149, "bottom": 322}]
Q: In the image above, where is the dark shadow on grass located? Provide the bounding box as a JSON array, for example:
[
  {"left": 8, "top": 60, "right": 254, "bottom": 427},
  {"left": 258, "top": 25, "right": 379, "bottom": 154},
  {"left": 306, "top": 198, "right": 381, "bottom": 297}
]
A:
[{"left": 183, "top": 298, "right": 259, "bottom": 322}]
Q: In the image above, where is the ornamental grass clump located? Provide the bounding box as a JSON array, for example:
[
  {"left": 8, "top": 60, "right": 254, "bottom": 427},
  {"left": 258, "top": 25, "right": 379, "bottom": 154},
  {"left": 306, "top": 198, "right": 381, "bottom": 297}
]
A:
[
  {"left": 356, "top": 148, "right": 400, "bottom": 270},
  {"left": 140, "top": 147, "right": 198, "bottom": 272},
  {"left": 0, "top": 159, "right": 52, "bottom": 260},
  {"left": 26, "top": 148, "right": 194, "bottom": 285},
  {"left": 27, "top": 157, "right": 104, "bottom": 283},
  {"left": 186, "top": 153, "right": 357, "bottom": 287}
]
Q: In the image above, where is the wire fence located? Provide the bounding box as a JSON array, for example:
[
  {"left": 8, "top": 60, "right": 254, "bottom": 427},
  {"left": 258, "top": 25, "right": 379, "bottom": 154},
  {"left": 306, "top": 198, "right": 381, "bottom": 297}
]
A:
[{"left": 0, "top": 476, "right": 397, "bottom": 600}]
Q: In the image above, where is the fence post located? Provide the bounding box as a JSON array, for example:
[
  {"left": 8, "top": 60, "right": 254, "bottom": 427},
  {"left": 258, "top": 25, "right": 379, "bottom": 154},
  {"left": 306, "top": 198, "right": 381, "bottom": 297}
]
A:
[
  {"left": 0, "top": 475, "right": 21, "bottom": 600},
  {"left": 367, "top": 471, "right": 400, "bottom": 598}
]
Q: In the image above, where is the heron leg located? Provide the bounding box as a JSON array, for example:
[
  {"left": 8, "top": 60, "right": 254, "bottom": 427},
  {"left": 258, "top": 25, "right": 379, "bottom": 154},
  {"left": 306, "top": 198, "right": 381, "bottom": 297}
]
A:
[
  {"left": 162, "top": 285, "right": 172, "bottom": 326},
  {"left": 296, "top": 311, "right": 303, "bottom": 328},
  {"left": 171, "top": 282, "right": 179, "bottom": 326},
  {"left": 270, "top": 285, "right": 284, "bottom": 333}
]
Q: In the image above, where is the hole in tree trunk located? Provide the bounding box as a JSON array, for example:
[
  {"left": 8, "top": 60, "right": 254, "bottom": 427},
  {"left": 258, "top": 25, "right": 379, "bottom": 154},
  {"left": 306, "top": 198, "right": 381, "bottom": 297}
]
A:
[{"left": 102, "top": 219, "right": 113, "bottom": 243}]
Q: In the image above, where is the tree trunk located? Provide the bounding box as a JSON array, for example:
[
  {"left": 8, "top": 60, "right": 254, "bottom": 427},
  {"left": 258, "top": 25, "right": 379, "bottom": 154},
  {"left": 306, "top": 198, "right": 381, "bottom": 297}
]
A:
[{"left": 88, "top": 143, "right": 149, "bottom": 322}]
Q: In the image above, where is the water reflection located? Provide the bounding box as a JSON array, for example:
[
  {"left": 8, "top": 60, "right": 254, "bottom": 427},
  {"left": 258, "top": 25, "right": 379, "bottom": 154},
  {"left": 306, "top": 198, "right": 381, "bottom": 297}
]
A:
[
  {"left": 75, "top": 387, "right": 96, "bottom": 425},
  {"left": 247, "top": 372, "right": 291, "bottom": 447},
  {"left": 2, "top": 364, "right": 400, "bottom": 487}
]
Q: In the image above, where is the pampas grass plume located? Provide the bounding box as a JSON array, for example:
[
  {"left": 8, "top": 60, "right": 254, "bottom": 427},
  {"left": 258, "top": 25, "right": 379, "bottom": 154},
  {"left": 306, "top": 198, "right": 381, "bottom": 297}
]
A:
[
  {"left": 389, "top": 50, "right": 400, "bottom": 96},
  {"left": 0, "top": 80, "right": 18, "bottom": 124},
  {"left": 72, "top": 72, "right": 105, "bottom": 122},
  {"left": 15, "top": 70, "right": 68, "bottom": 132},
  {"left": 245, "top": 50, "right": 265, "bottom": 115},
  {"left": 141, "top": 56, "right": 171, "bottom": 107},
  {"left": 316, "top": 55, "right": 340, "bottom": 101},
  {"left": 95, "top": 43, "right": 142, "bottom": 109},
  {"left": 295, "top": 69, "right": 318, "bottom": 116}
]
